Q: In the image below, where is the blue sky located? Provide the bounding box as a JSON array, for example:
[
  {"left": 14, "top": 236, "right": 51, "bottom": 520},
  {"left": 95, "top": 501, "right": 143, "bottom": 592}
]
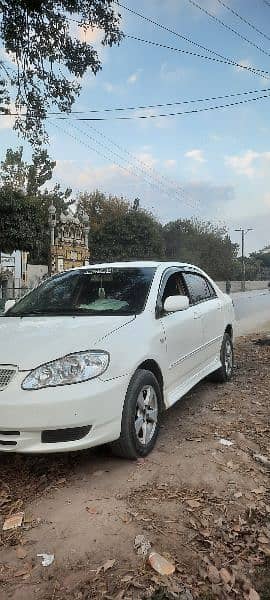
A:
[{"left": 1, "top": 0, "right": 270, "bottom": 253}]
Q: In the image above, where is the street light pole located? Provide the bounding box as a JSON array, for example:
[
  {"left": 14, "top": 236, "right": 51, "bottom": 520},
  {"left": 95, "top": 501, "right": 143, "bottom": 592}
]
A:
[
  {"left": 235, "top": 228, "right": 253, "bottom": 292},
  {"left": 48, "top": 202, "right": 56, "bottom": 276}
]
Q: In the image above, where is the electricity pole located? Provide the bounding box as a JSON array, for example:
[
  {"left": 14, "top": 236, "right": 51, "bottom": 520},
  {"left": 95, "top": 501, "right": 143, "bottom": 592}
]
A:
[{"left": 235, "top": 228, "right": 253, "bottom": 292}]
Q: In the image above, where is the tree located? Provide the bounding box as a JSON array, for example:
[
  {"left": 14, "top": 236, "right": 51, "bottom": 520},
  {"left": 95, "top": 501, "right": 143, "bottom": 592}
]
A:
[
  {"left": 0, "top": 147, "right": 26, "bottom": 191},
  {"left": 0, "top": 187, "right": 45, "bottom": 254},
  {"left": 76, "top": 190, "right": 131, "bottom": 232},
  {"left": 163, "top": 219, "right": 238, "bottom": 280},
  {"left": 76, "top": 190, "right": 164, "bottom": 262},
  {"left": 0, "top": 1, "right": 123, "bottom": 145},
  {"left": 250, "top": 246, "right": 270, "bottom": 269},
  {"left": 232, "top": 256, "right": 262, "bottom": 281},
  {"left": 0, "top": 146, "right": 73, "bottom": 261},
  {"left": 0, "top": 146, "right": 56, "bottom": 195},
  {"left": 0, "top": 78, "right": 9, "bottom": 114}
]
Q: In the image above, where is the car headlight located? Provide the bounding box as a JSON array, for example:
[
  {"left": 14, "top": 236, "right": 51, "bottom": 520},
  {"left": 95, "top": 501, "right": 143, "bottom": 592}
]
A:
[{"left": 22, "top": 351, "right": 110, "bottom": 390}]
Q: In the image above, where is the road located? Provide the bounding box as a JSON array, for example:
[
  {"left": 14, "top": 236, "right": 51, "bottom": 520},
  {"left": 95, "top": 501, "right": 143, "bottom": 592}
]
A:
[{"left": 232, "top": 288, "right": 270, "bottom": 336}]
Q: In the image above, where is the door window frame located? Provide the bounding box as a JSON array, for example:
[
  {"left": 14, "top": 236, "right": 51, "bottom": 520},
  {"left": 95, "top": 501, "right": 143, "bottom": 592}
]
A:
[
  {"left": 182, "top": 271, "right": 217, "bottom": 306},
  {"left": 155, "top": 267, "right": 190, "bottom": 319}
]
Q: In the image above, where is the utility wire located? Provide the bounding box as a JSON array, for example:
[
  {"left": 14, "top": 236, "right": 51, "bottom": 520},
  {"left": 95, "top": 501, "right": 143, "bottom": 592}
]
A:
[
  {"left": 188, "top": 0, "right": 270, "bottom": 58},
  {"left": 125, "top": 35, "right": 270, "bottom": 80},
  {"left": 2, "top": 86, "right": 270, "bottom": 116},
  {"left": 51, "top": 119, "right": 199, "bottom": 212},
  {"left": 84, "top": 122, "right": 198, "bottom": 209},
  {"left": 215, "top": 0, "right": 270, "bottom": 43},
  {"left": 116, "top": 2, "right": 241, "bottom": 62},
  {"left": 69, "top": 8, "right": 269, "bottom": 80},
  {"left": 68, "top": 120, "right": 198, "bottom": 210},
  {"left": 54, "top": 91, "right": 270, "bottom": 121}
]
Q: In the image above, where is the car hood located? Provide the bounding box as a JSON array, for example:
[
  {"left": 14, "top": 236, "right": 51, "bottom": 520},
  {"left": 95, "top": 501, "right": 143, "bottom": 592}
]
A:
[{"left": 0, "top": 315, "right": 135, "bottom": 370}]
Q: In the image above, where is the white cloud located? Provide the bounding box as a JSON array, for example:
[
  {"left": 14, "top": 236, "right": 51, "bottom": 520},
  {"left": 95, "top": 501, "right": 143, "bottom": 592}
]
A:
[
  {"left": 134, "top": 152, "right": 158, "bottom": 169},
  {"left": 103, "top": 82, "right": 124, "bottom": 94},
  {"left": 164, "top": 159, "right": 177, "bottom": 168},
  {"left": 185, "top": 149, "right": 206, "bottom": 163},
  {"left": 160, "top": 62, "right": 189, "bottom": 83},
  {"left": 77, "top": 25, "right": 103, "bottom": 44},
  {"left": 75, "top": 24, "right": 107, "bottom": 64},
  {"left": 263, "top": 192, "right": 270, "bottom": 207},
  {"left": 234, "top": 58, "right": 253, "bottom": 73},
  {"left": 134, "top": 107, "right": 171, "bottom": 130},
  {"left": 224, "top": 150, "right": 270, "bottom": 178},
  {"left": 127, "top": 70, "right": 141, "bottom": 85}
]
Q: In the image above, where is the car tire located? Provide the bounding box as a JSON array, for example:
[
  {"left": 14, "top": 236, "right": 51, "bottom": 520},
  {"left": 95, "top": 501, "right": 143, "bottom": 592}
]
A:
[
  {"left": 210, "top": 332, "right": 234, "bottom": 383},
  {"left": 110, "top": 369, "right": 162, "bottom": 459}
]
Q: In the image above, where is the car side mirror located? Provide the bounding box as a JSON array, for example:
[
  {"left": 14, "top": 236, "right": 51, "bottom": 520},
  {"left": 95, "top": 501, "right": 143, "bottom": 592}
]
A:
[
  {"left": 4, "top": 299, "right": 15, "bottom": 313},
  {"left": 163, "top": 295, "right": 189, "bottom": 313}
]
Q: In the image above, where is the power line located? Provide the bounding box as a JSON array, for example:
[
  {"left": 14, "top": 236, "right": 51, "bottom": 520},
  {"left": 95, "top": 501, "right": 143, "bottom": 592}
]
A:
[
  {"left": 117, "top": 2, "right": 238, "bottom": 61},
  {"left": 117, "top": 2, "right": 270, "bottom": 78},
  {"left": 215, "top": 0, "right": 270, "bottom": 43},
  {"left": 2, "top": 86, "right": 270, "bottom": 116},
  {"left": 70, "top": 7, "right": 269, "bottom": 80},
  {"left": 50, "top": 120, "right": 199, "bottom": 212},
  {"left": 84, "top": 122, "right": 198, "bottom": 209},
  {"left": 125, "top": 35, "right": 270, "bottom": 80},
  {"left": 188, "top": 0, "right": 270, "bottom": 59},
  {"left": 66, "top": 120, "right": 199, "bottom": 211},
  {"left": 54, "top": 91, "right": 270, "bottom": 121}
]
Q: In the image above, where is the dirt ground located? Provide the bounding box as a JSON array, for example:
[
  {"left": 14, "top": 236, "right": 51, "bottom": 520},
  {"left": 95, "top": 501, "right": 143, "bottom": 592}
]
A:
[{"left": 0, "top": 334, "right": 270, "bottom": 600}]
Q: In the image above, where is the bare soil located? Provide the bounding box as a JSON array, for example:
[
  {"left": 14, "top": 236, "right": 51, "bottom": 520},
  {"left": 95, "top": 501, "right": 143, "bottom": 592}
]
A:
[{"left": 0, "top": 335, "right": 270, "bottom": 599}]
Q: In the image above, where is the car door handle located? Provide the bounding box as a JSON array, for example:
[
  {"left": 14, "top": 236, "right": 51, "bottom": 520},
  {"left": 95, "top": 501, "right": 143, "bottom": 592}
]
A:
[{"left": 194, "top": 311, "right": 202, "bottom": 319}]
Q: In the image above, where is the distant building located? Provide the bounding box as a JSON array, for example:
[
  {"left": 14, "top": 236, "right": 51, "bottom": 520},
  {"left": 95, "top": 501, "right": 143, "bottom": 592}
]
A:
[{"left": 49, "top": 206, "right": 90, "bottom": 274}]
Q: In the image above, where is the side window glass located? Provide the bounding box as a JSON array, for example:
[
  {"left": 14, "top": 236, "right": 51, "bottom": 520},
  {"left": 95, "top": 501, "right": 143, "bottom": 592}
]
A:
[
  {"left": 183, "top": 273, "right": 213, "bottom": 304},
  {"left": 162, "top": 272, "right": 186, "bottom": 304},
  {"left": 206, "top": 280, "right": 217, "bottom": 298}
]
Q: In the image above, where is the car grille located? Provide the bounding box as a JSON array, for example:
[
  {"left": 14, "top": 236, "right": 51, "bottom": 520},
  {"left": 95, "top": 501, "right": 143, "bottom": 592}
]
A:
[{"left": 0, "top": 367, "right": 16, "bottom": 391}]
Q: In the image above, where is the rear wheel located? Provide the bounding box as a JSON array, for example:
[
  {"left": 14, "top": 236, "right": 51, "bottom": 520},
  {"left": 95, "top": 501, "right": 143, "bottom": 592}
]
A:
[
  {"left": 110, "top": 369, "right": 162, "bottom": 459},
  {"left": 210, "top": 332, "right": 234, "bottom": 383}
]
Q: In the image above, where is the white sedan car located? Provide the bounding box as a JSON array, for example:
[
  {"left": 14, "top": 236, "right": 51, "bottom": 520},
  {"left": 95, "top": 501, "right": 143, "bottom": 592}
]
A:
[{"left": 0, "top": 262, "right": 235, "bottom": 458}]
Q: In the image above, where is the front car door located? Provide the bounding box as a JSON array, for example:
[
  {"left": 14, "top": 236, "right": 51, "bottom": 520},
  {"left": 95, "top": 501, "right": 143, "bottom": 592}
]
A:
[
  {"left": 182, "top": 271, "right": 224, "bottom": 369},
  {"left": 157, "top": 268, "right": 204, "bottom": 406}
]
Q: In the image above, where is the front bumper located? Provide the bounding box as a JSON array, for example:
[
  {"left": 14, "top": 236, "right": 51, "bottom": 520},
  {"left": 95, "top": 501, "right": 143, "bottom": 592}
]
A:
[{"left": 0, "top": 371, "right": 130, "bottom": 453}]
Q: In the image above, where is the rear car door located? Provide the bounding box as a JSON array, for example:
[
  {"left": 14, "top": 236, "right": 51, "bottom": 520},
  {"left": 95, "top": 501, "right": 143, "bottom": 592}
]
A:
[
  {"left": 182, "top": 271, "right": 224, "bottom": 367},
  {"left": 157, "top": 269, "right": 204, "bottom": 401}
]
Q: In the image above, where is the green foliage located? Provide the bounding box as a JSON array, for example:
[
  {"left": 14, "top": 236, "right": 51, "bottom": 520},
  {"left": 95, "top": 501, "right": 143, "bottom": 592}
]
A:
[
  {"left": 0, "top": 146, "right": 72, "bottom": 261},
  {"left": 163, "top": 219, "right": 238, "bottom": 280},
  {"left": 0, "top": 1, "right": 123, "bottom": 145},
  {"left": 83, "top": 192, "right": 164, "bottom": 262},
  {"left": 76, "top": 190, "right": 131, "bottom": 232},
  {"left": 0, "top": 78, "right": 9, "bottom": 114},
  {"left": 250, "top": 246, "right": 270, "bottom": 268},
  {"left": 0, "top": 187, "right": 45, "bottom": 254},
  {"left": 231, "top": 256, "right": 262, "bottom": 281},
  {"left": 0, "top": 146, "right": 56, "bottom": 195}
]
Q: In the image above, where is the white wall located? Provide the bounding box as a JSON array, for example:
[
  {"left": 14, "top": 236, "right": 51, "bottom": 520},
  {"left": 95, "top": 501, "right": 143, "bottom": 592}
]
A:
[{"left": 217, "top": 281, "right": 269, "bottom": 293}]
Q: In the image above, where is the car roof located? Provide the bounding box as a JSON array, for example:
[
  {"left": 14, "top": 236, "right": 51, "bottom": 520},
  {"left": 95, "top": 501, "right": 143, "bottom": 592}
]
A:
[{"left": 76, "top": 261, "right": 198, "bottom": 270}]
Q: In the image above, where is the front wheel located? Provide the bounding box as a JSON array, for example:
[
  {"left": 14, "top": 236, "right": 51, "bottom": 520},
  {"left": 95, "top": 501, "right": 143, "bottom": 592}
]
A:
[
  {"left": 210, "top": 332, "right": 234, "bottom": 383},
  {"left": 110, "top": 369, "right": 162, "bottom": 459}
]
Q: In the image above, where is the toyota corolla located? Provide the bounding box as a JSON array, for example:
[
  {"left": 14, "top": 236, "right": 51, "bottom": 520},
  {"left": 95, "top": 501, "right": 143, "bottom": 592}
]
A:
[{"left": 0, "top": 262, "right": 235, "bottom": 458}]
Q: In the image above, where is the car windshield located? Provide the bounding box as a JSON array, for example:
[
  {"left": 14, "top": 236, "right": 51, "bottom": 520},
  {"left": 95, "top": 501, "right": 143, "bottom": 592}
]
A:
[{"left": 6, "top": 267, "right": 156, "bottom": 317}]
